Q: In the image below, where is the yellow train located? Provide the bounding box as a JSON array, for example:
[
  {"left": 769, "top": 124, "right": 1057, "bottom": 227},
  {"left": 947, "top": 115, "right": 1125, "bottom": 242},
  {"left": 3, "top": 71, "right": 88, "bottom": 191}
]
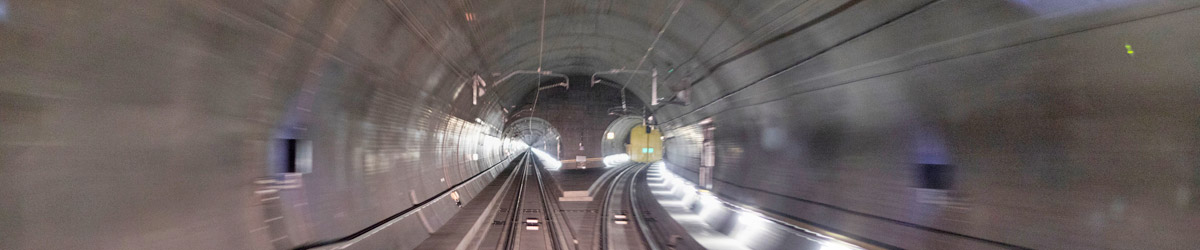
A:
[{"left": 626, "top": 124, "right": 663, "bottom": 162}]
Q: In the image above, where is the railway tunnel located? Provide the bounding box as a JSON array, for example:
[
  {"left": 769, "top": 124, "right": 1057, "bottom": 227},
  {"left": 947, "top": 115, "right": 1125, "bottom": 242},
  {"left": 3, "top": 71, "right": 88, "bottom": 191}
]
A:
[{"left": 3, "top": 0, "right": 1200, "bottom": 249}]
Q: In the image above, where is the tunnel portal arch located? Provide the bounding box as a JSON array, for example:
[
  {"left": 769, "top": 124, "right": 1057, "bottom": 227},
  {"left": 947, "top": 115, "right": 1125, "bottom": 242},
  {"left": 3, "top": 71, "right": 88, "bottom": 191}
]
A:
[
  {"left": 503, "top": 117, "right": 561, "bottom": 159},
  {"left": 601, "top": 115, "right": 646, "bottom": 157}
]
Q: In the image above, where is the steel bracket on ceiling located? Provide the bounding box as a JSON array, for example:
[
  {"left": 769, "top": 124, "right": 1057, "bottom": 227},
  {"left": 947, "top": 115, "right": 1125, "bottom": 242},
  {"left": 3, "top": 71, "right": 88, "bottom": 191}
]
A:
[{"left": 473, "top": 70, "right": 570, "bottom": 105}]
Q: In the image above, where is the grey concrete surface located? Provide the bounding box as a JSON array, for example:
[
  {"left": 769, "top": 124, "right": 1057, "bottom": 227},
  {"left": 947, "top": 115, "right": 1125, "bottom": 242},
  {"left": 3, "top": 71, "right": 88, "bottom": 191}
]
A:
[
  {"left": 0, "top": 0, "right": 517, "bottom": 249},
  {"left": 660, "top": 1, "right": 1200, "bottom": 250},
  {"left": 415, "top": 160, "right": 519, "bottom": 250},
  {"left": 3, "top": 0, "right": 1200, "bottom": 249}
]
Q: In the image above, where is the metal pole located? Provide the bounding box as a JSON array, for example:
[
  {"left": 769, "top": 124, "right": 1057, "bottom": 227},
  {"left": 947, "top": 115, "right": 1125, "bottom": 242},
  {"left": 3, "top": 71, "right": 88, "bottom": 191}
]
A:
[
  {"left": 651, "top": 68, "right": 658, "bottom": 106},
  {"left": 590, "top": 69, "right": 653, "bottom": 111}
]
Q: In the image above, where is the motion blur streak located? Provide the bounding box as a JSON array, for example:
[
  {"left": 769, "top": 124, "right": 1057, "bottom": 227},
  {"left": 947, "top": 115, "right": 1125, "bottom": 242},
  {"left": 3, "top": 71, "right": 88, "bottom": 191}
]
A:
[
  {"left": 530, "top": 147, "right": 562, "bottom": 170},
  {"left": 2, "top": 0, "right": 1200, "bottom": 250},
  {"left": 602, "top": 153, "right": 631, "bottom": 168}
]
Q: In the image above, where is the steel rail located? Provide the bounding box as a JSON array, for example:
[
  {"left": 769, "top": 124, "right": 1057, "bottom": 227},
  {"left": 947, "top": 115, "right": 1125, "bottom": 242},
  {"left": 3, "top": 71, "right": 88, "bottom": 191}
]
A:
[
  {"left": 595, "top": 162, "right": 643, "bottom": 250},
  {"left": 500, "top": 156, "right": 530, "bottom": 250},
  {"left": 628, "top": 164, "right": 661, "bottom": 250},
  {"left": 531, "top": 153, "right": 567, "bottom": 250}
]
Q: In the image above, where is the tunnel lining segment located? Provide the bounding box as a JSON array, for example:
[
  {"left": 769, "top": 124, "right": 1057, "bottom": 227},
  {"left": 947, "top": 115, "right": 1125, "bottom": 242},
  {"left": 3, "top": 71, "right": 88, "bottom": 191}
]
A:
[
  {"left": 658, "top": 0, "right": 928, "bottom": 126},
  {"left": 291, "top": 152, "right": 526, "bottom": 250},
  {"left": 661, "top": 163, "right": 1032, "bottom": 249},
  {"left": 660, "top": 1, "right": 1200, "bottom": 127}
]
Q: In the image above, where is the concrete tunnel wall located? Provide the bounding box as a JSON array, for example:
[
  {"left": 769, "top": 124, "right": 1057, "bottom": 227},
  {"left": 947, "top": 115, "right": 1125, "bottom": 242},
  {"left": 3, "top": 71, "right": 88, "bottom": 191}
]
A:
[
  {"left": 1, "top": 1, "right": 524, "bottom": 249},
  {"left": 3, "top": 0, "right": 1200, "bottom": 250},
  {"left": 659, "top": 1, "right": 1200, "bottom": 250}
]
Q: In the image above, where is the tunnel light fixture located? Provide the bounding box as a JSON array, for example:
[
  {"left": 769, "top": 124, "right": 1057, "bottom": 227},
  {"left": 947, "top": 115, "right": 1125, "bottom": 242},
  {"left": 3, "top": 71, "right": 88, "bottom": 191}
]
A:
[{"left": 607, "top": 132, "right": 615, "bottom": 140}]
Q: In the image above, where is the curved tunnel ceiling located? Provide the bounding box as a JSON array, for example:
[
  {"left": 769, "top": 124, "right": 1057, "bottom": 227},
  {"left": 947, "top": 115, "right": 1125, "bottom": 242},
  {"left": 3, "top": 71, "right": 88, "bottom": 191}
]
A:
[
  {"left": 5, "top": 0, "right": 1200, "bottom": 249},
  {"left": 361, "top": 0, "right": 903, "bottom": 128},
  {"left": 412, "top": 0, "right": 743, "bottom": 120}
]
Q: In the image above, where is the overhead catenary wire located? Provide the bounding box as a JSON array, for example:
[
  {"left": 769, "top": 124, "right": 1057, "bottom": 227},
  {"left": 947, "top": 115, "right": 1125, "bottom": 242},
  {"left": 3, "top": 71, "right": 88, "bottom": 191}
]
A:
[
  {"left": 530, "top": 0, "right": 547, "bottom": 147},
  {"left": 382, "top": 0, "right": 472, "bottom": 80},
  {"left": 591, "top": 69, "right": 650, "bottom": 111},
  {"left": 621, "top": 0, "right": 688, "bottom": 104}
]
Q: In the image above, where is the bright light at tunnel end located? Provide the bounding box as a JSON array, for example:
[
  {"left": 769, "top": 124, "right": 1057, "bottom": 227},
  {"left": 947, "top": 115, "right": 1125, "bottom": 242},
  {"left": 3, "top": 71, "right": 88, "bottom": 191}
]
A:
[
  {"left": 529, "top": 148, "right": 562, "bottom": 170},
  {"left": 602, "top": 153, "right": 630, "bottom": 167}
]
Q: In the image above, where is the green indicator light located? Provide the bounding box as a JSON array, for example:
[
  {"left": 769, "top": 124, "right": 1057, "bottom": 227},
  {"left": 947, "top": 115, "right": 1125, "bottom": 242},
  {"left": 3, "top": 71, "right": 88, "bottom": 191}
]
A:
[
  {"left": 1125, "top": 44, "right": 1135, "bottom": 56},
  {"left": 667, "top": 68, "right": 674, "bottom": 73},
  {"left": 648, "top": 148, "right": 654, "bottom": 153}
]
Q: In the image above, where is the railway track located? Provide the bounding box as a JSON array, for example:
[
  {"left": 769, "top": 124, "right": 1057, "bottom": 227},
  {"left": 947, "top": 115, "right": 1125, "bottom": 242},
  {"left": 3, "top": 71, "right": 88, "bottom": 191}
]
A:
[
  {"left": 485, "top": 154, "right": 658, "bottom": 250},
  {"left": 495, "top": 152, "right": 564, "bottom": 250},
  {"left": 530, "top": 153, "right": 569, "bottom": 250},
  {"left": 496, "top": 155, "right": 529, "bottom": 250},
  {"left": 595, "top": 162, "right": 656, "bottom": 250}
]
